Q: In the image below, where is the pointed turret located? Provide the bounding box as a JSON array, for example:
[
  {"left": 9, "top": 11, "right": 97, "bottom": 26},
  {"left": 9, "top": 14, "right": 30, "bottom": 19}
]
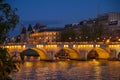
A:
[
  {"left": 21, "top": 26, "right": 26, "bottom": 34},
  {"left": 27, "top": 24, "right": 33, "bottom": 32},
  {"left": 20, "top": 24, "right": 26, "bottom": 42}
]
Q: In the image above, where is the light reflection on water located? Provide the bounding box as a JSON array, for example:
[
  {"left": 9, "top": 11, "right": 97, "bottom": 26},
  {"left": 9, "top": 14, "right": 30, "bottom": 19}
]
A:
[{"left": 12, "top": 59, "right": 120, "bottom": 80}]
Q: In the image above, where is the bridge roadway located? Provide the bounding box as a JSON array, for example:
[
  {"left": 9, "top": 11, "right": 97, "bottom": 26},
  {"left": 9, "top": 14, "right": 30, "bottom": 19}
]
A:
[{"left": 1, "top": 42, "right": 120, "bottom": 61}]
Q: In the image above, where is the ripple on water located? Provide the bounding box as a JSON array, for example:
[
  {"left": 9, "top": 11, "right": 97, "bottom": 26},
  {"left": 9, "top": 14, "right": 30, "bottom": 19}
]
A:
[{"left": 12, "top": 61, "right": 120, "bottom": 80}]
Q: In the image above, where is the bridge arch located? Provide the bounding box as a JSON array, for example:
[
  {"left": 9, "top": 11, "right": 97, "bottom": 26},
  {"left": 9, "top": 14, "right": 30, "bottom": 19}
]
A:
[
  {"left": 116, "top": 48, "right": 120, "bottom": 60},
  {"left": 115, "top": 49, "right": 120, "bottom": 60},
  {"left": 118, "top": 52, "right": 120, "bottom": 60},
  {"left": 87, "top": 48, "right": 110, "bottom": 60},
  {"left": 20, "top": 48, "right": 50, "bottom": 61},
  {"left": 55, "top": 48, "right": 80, "bottom": 60}
]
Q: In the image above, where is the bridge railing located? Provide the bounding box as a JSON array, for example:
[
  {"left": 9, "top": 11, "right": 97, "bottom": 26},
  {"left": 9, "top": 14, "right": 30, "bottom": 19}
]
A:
[
  {"left": 1, "top": 42, "right": 120, "bottom": 50},
  {"left": 4, "top": 41, "right": 120, "bottom": 45}
]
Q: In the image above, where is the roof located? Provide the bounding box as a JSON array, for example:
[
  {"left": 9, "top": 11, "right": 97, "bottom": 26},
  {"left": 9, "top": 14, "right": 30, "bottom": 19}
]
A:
[
  {"left": 27, "top": 24, "right": 33, "bottom": 31},
  {"left": 39, "top": 28, "right": 64, "bottom": 32}
]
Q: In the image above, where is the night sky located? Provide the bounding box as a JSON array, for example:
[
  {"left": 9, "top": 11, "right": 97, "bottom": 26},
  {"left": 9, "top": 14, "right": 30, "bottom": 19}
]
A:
[{"left": 4, "top": 0, "right": 120, "bottom": 36}]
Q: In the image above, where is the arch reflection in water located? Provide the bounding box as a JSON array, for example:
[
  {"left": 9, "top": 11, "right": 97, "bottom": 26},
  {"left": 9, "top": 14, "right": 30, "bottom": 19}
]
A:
[
  {"left": 24, "top": 56, "right": 40, "bottom": 61},
  {"left": 88, "top": 60, "right": 101, "bottom": 80}
]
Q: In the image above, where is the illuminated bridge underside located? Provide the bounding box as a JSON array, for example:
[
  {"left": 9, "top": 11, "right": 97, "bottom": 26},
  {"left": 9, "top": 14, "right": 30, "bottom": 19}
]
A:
[
  {"left": 32, "top": 48, "right": 50, "bottom": 60},
  {"left": 63, "top": 48, "right": 80, "bottom": 60},
  {"left": 116, "top": 50, "right": 120, "bottom": 58},
  {"left": 93, "top": 48, "right": 110, "bottom": 59},
  {"left": 21, "top": 48, "right": 50, "bottom": 61}
]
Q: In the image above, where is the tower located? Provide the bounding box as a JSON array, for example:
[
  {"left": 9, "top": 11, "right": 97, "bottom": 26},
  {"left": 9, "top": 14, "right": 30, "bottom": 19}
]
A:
[
  {"left": 97, "top": 0, "right": 100, "bottom": 18},
  {"left": 20, "top": 24, "right": 26, "bottom": 43},
  {"left": 26, "top": 24, "right": 33, "bottom": 43},
  {"left": 97, "top": 6, "right": 100, "bottom": 17}
]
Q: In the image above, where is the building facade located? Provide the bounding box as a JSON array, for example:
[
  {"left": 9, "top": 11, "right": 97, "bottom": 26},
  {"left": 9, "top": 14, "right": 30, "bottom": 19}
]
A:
[
  {"left": 78, "top": 12, "right": 120, "bottom": 42},
  {"left": 29, "top": 29, "right": 61, "bottom": 44},
  {"left": 20, "top": 23, "right": 62, "bottom": 44}
]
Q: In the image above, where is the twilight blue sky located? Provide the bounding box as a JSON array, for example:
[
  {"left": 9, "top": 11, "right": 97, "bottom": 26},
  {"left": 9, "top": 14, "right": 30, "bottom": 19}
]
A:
[{"left": 4, "top": 0, "right": 120, "bottom": 36}]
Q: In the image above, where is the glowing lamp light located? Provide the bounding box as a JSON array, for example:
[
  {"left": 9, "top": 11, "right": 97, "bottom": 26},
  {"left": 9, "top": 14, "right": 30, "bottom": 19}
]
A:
[
  {"left": 64, "top": 45, "right": 68, "bottom": 48},
  {"left": 40, "top": 45, "right": 43, "bottom": 48},
  {"left": 106, "top": 39, "right": 110, "bottom": 43},
  {"left": 23, "top": 45, "right": 26, "bottom": 48},
  {"left": 118, "top": 38, "right": 120, "bottom": 41},
  {"left": 73, "top": 45, "right": 76, "bottom": 48},
  {"left": 36, "top": 45, "right": 38, "bottom": 48}
]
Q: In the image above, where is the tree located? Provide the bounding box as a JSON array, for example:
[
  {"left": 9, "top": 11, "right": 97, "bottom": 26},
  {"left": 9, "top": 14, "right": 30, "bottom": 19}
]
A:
[
  {"left": 80, "top": 25, "right": 91, "bottom": 41},
  {"left": 0, "top": 2, "right": 19, "bottom": 80},
  {"left": 60, "top": 27, "right": 77, "bottom": 42},
  {"left": 0, "top": 48, "right": 17, "bottom": 80},
  {"left": 0, "top": 3, "right": 19, "bottom": 44},
  {"left": 80, "top": 23, "right": 104, "bottom": 42},
  {"left": 93, "top": 24, "right": 103, "bottom": 42}
]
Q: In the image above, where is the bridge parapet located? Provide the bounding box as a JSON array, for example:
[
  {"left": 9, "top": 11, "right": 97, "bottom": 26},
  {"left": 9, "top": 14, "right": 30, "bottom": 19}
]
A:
[
  {"left": 0, "top": 43, "right": 112, "bottom": 50},
  {"left": 1, "top": 44, "right": 26, "bottom": 53},
  {"left": 2, "top": 43, "right": 105, "bottom": 52}
]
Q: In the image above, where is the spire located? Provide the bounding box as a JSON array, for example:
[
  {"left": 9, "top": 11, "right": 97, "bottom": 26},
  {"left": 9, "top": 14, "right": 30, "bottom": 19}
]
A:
[
  {"left": 97, "top": 5, "right": 100, "bottom": 17},
  {"left": 20, "top": 24, "right": 24, "bottom": 34},
  {"left": 20, "top": 24, "right": 26, "bottom": 34},
  {"left": 97, "top": 0, "right": 100, "bottom": 17},
  {"left": 21, "top": 27, "right": 26, "bottom": 34},
  {"left": 27, "top": 24, "right": 33, "bottom": 32}
]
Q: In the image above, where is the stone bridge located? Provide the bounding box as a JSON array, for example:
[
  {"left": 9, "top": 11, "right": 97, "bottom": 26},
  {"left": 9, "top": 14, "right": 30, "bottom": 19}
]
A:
[{"left": 2, "top": 43, "right": 120, "bottom": 61}]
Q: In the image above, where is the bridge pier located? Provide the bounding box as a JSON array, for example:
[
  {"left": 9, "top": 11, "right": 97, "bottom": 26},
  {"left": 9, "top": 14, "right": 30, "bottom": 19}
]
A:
[
  {"left": 78, "top": 49, "right": 88, "bottom": 61},
  {"left": 46, "top": 50, "right": 56, "bottom": 61}
]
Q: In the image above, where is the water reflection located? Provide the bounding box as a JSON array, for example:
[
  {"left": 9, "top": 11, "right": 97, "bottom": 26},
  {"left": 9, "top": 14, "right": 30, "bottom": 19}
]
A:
[
  {"left": 24, "top": 56, "right": 40, "bottom": 61},
  {"left": 89, "top": 60, "right": 101, "bottom": 80},
  {"left": 12, "top": 59, "right": 120, "bottom": 80}
]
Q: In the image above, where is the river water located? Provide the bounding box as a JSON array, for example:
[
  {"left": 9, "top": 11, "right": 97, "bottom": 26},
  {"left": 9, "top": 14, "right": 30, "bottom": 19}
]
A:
[{"left": 12, "top": 59, "right": 120, "bottom": 80}]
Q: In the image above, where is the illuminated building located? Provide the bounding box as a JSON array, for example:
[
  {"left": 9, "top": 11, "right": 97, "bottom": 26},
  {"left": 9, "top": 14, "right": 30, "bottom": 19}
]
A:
[
  {"left": 78, "top": 12, "right": 120, "bottom": 42},
  {"left": 99, "top": 12, "right": 120, "bottom": 41},
  {"left": 20, "top": 23, "right": 63, "bottom": 44},
  {"left": 29, "top": 28, "right": 62, "bottom": 44},
  {"left": 98, "top": 12, "right": 120, "bottom": 26}
]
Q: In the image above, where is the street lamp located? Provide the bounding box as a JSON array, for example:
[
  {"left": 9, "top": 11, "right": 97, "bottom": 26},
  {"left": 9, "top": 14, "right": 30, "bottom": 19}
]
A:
[
  {"left": 118, "top": 38, "right": 120, "bottom": 42},
  {"left": 69, "top": 37, "right": 71, "bottom": 42},
  {"left": 79, "top": 36, "right": 81, "bottom": 42},
  {"left": 97, "top": 37, "right": 100, "bottom": 42},
  {"left": 75, "top": 37, "right": 78, "bottom": 43},
  {"left": 106, "top": 39, "right": 110, "bottom": 44},
  {"left": 86, "top": 36, "right": 88, "bottom": 42}
]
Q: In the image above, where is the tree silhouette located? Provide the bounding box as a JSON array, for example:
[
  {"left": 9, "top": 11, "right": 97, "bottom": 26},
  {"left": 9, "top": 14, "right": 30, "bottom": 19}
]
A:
[
  {"left": 0, "top": 1, "right": 19, "bottom": 80},
  {"left": 60, "top": 27, "right": 76, "bottom": 42},
  {"left": 0, "top": 3, "right": 19, "bottom": 44}
]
